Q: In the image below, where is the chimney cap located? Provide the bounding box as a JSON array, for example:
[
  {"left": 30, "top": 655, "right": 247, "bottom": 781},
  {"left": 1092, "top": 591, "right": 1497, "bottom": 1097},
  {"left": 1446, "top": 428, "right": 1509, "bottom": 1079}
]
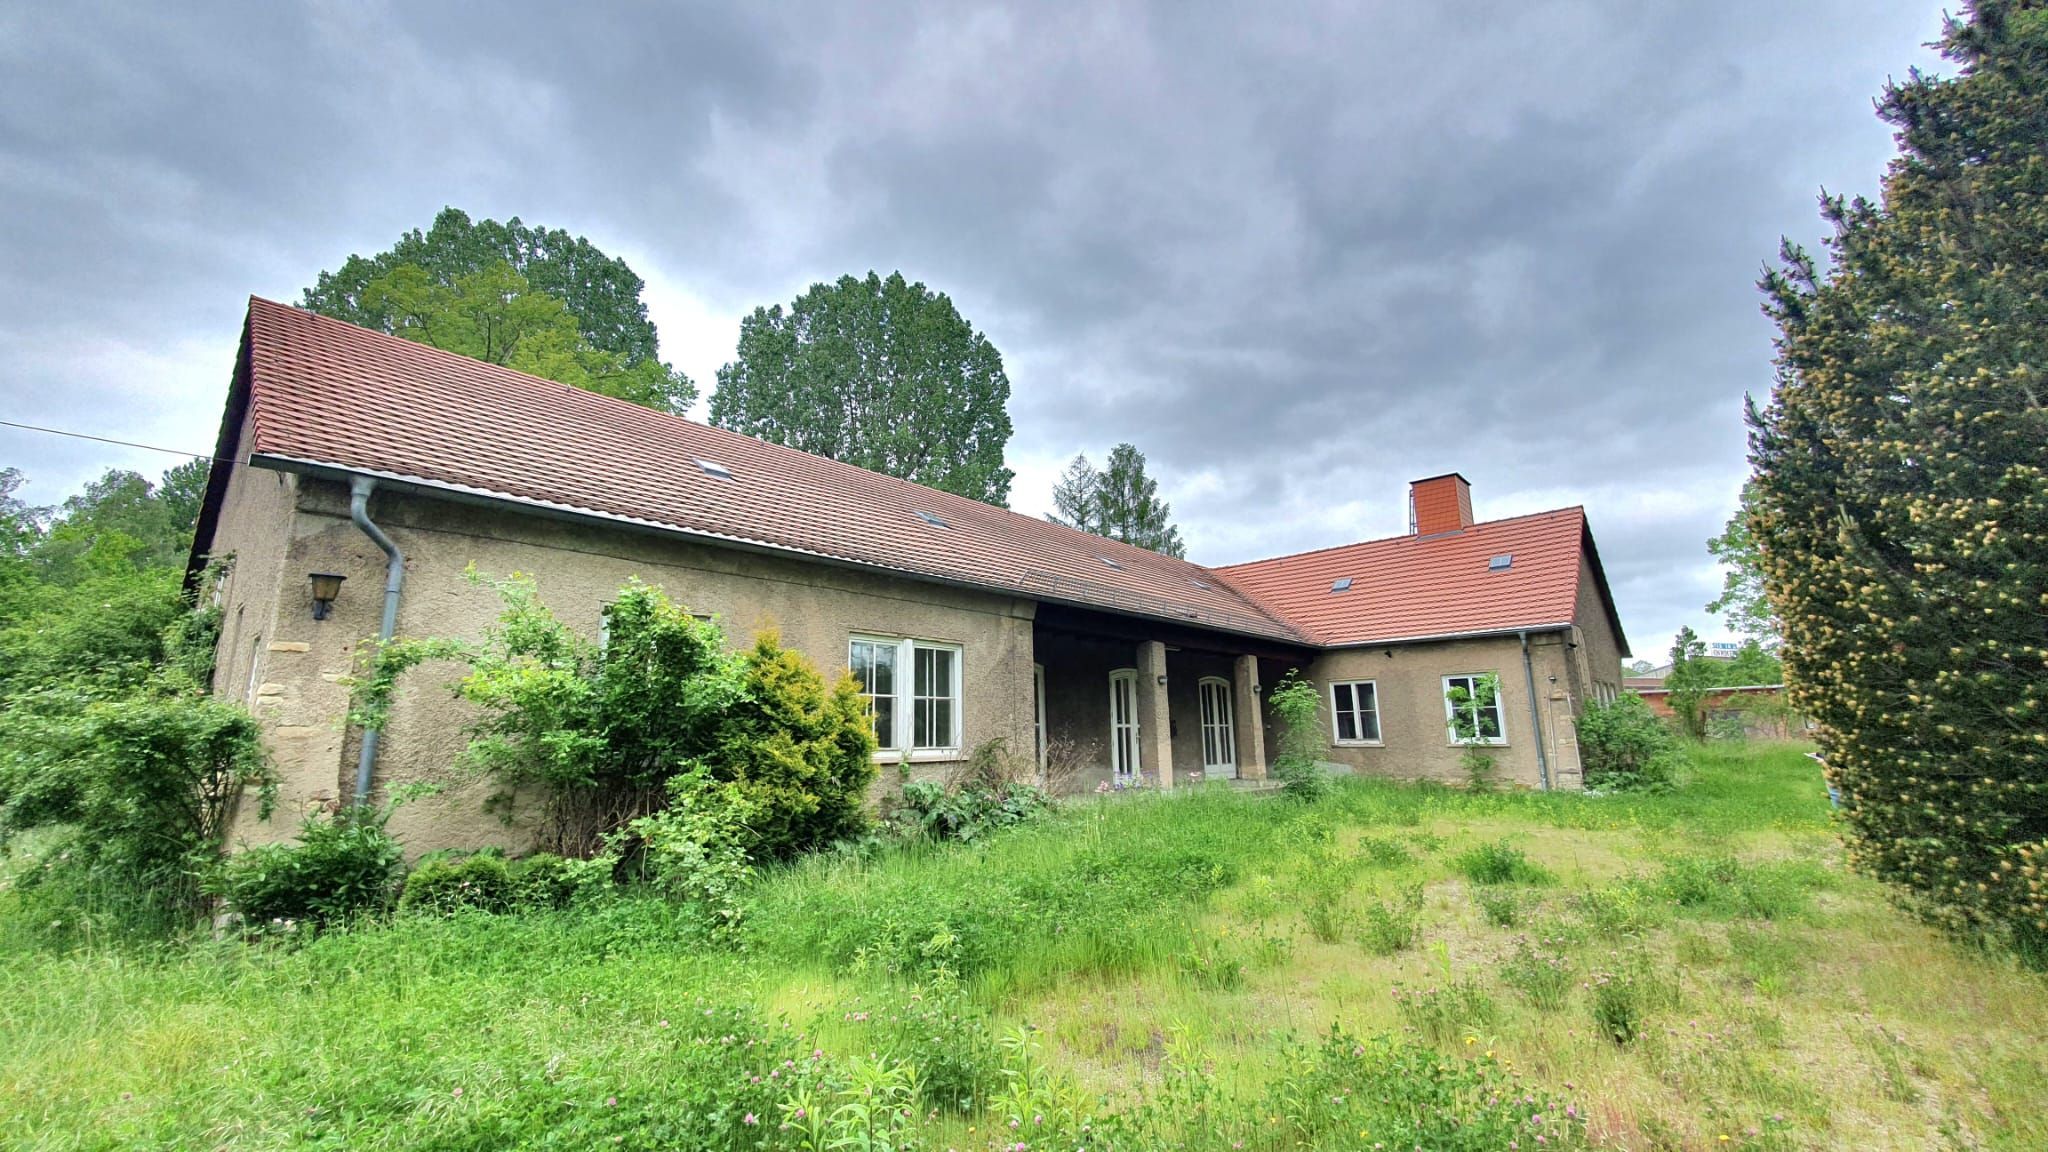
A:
[{"left": 1409, "top": 471, "right": 1471, "bottom": 486}]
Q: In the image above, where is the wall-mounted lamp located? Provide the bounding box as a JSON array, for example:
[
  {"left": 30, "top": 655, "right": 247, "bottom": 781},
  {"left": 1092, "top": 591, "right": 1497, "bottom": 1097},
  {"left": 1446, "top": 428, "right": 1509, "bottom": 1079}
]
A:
[
  {"left": 309, "top": 572, "right": 347, "bottom": 620},
  {"left": 1156, "top": 675, "right": 1168, "bottom": 686}
]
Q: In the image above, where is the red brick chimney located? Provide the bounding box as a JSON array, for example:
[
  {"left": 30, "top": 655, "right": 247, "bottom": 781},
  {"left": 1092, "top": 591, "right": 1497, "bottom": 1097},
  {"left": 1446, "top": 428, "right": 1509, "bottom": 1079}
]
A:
[{"left": 1409, "top": 473, "right": 1473, "bottom": 536}]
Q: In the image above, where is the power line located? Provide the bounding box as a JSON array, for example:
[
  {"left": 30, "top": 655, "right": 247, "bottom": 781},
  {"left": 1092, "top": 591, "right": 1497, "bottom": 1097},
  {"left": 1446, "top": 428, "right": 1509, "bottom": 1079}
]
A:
[{"left": 0, "top": 419, "right": 237, "bottom": 466}]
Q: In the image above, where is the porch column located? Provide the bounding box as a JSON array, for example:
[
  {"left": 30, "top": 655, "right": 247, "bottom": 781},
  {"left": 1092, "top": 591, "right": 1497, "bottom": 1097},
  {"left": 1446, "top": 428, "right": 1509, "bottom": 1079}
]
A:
[
  {"left": 1137, "top": 640, "right": 1175, "bottom": 790},
  {"left": 1233, "top": 654, "right": 1267, "bottom": 780}
]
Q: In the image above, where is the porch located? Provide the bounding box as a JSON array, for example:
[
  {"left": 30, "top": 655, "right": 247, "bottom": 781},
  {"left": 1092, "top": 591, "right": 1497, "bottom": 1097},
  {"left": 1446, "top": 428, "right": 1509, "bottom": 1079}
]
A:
[{"left": 1029, "top": 603, "right": 1308, "bottom": 793}]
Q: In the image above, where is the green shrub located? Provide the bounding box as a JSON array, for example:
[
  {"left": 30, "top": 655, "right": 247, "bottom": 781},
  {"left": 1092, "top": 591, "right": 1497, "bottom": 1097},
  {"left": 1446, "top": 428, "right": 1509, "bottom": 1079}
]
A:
[
  {"left": 1589, "top": 968, "right": 1645, "bottom": 1045},
  {"left": 1501, "top": 935, "right": 1575, "bottom": 1010},
  {"left": 888, "top": 745, "right": 1051, "bottom": 844},
  {"left": 708, "top": 630, "right": 878, "bottom": 859},
  {"left": 1577, "top": 695, "right": 1684, "bottom": 792},
  {"left": 1474, "top": 886, "right": 1523, "bottom": 927},
  {"left": 1392, "top": 975, "right": 1497, "bottom": 1046},
  {"left": 628, "top": 770, "right": 758, "bottom": 941},
  {"left": 210, "top": 805, "right": 402, "bottom": 930},
  {"left": 0, "top": 680, "right": 270, "bottom": 937},
  {"left": 1356, "top": 834, "right": 1413, "bottom": 868},
  {"left": 829, "top": 983, "right": 995, "bottom": 1113},
  {"left": 1178, "top": 933, "right": 1247, "bottom": 989},
  {"left": 361, "top": 578, "right": 875, "bottom": 861},
  {"left": 399, "top": 851, "right": 514, "bottom": 914},
  {"left": 1360, "top": 882, "right": 1426, "bottom": 955},
  {"left": 1575, "top": 878, "right": 1667, "bottom": 936},
  {"left": 1655, "top": 853, "right": 1819, "bottom": 921},
  {"left": 1453, "top": 839, "right": 1553, "bottom": 885},
  {"left": 507, "top": 852, "right": 591, "bottom": 910},
  {"left": 1266, "top": 670, "right": 1329, "bottom": 802}
]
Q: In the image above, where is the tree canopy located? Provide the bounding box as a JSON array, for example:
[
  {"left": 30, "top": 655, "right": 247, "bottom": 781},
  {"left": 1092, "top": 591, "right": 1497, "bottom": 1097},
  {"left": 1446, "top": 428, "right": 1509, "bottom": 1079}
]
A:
[
  {"left": 303, "top": 209, "right": 695, "bottom": 414},
  {"left": 709, "top": 272, "right": 1015, "bottom": 505},
  {"left": 1047, "top": 444, "right": 1187, "bottom": 558},
  {"left": 304, "top": 207, "right": 662, "bottom": 364},
  {"left": 1750, "top": 0, "right": 2048, "bottom": 948},
  {"left": 1705, "top": 480, "right": 1779, "bottom": 650}
]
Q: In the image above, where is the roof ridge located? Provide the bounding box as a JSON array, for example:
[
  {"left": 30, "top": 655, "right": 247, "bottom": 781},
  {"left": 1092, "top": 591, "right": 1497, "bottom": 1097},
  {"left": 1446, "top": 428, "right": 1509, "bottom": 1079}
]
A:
[{"left": 1215, "top": 505, "right": 1587, "bottom": 573}]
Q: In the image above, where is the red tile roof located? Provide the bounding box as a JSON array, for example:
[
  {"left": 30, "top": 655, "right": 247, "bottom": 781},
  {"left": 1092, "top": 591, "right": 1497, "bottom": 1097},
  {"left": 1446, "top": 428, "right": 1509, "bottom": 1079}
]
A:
[
  {"left": 222, "top": 298, "right": 1308, "bottom": 644},
  {"left": 1215, "top": 508, "right": 1610, "bottom": 648},
  {"left": 200, "top": 298, "right": 1623, "bottom": 654}
]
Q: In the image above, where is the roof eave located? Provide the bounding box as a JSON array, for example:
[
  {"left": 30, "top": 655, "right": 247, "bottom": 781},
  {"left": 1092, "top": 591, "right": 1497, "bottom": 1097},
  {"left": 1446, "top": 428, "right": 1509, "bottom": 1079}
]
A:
[
  {"left": 1319, "top": 622, "right": 1576, "bottom": 649},
  {"left": 248, "top": 453, "right": 1313, "bottom": 649}
]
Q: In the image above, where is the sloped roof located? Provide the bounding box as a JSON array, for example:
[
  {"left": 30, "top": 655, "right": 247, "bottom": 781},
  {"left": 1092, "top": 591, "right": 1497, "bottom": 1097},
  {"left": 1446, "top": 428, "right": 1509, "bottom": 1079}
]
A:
[
  {"left": 1216, "top": 507, "right": 1624, "bottom": 650},
  {"left": 211, "top": 298, "right": 1308, "bottom": 644}
]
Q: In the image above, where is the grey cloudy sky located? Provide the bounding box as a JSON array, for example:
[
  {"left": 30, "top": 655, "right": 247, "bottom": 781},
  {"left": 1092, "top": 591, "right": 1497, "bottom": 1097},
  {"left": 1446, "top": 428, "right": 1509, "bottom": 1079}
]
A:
[{"left": 0, "top": 1, "right": 1947, "bottom": 658}]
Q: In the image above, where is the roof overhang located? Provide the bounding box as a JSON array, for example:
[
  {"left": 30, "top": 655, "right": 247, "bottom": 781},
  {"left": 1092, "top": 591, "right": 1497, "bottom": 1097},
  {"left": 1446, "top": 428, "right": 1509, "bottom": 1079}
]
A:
[
  {"left": 245, "top": 453, "right": 1312, "bottom": 650},
  {"left": 1321, "top": 622, "right": 1575, "bottom": 650}
]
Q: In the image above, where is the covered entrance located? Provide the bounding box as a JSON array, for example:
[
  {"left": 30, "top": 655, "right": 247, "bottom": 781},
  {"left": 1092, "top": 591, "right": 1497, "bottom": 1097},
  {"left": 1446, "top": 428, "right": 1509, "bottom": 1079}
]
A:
[{"left": 1032, "top": 602, "right": 1305, "bottom": 792}]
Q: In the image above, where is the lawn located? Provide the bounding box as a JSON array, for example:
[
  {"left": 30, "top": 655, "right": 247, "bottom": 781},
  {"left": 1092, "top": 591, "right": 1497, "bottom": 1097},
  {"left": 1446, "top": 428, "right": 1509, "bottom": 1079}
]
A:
[{"left": 3, "top": 741, "right": 2044, "bottom": 1150}]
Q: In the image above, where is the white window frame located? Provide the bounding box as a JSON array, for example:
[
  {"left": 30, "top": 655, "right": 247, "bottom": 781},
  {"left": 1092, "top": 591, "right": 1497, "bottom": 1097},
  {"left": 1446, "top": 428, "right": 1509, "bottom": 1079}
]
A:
[
  {"left": 851, "top": 635, "right": 963, "bottom": 761},
  {"left": 1033, "top": 663, "right": 1047, "bottom": 772},
  {"left": 1329, "top": 678, "right": 1382, "bottom": 746},
  {"left": 1197, "top": 676, "right": 1237, "bottom": 774},
  {"left": 1108, "top": 667, "right": 1142, "bottom": 781},
  {"left": 1442, "top": 673, "right": 1508, "bottom": 746}
]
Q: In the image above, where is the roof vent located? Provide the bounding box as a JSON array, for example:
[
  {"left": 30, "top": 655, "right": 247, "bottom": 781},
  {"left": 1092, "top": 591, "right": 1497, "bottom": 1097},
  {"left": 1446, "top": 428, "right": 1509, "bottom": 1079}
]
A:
[
  {"left": 1330, "top": 577, "right": 1353, "bottom": 593},
  {"left": 1189, "top": 577, "right": 1213, "bottom": 591},
  {"left": 1489, "top": 554, "right": 1513, "bottom": 571},
  {"left": 694, "top": 459, "right": 733, "bottom": 480},
  {"left": 913, "top": 510, "right": 948, "bottom": 528},
  {"left": 1098, "top": 556, "right": 1123, "bottom": 571}
]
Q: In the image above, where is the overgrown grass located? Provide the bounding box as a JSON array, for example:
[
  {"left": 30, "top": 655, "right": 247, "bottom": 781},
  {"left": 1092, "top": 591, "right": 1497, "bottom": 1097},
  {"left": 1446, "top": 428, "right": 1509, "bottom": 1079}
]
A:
[{"left": 3, "top": 741, "right": 2045, "bottom": 1150}]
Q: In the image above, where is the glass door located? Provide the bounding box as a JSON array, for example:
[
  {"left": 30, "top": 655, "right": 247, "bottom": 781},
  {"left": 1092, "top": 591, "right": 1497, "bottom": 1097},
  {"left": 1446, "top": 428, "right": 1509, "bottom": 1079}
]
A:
[
  {"left": 1199, "top": 677, "right": 1236, "bottom": 778},
  {"left": 1108, "top": 669, "right": 1141, "bottom": 782}
]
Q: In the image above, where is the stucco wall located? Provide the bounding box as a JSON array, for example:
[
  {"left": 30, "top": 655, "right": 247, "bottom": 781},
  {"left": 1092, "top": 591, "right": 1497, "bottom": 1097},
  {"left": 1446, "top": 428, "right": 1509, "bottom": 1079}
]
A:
[
  {"left": 228, "top": 475, "right": 1038, "bottom": 857},
  {"left": 1300, "top": 632, "right": 1584, "bottom": 790}
]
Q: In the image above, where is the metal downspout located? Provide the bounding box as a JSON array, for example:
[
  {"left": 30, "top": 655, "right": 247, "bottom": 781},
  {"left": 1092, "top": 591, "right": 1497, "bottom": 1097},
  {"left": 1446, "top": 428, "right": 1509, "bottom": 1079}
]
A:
[
  {"left": 350, "top": 477, "right": 404, "bottom": 805},
  {"left": 1520, "top": 630, "right": 1551, "bottom": 791}
]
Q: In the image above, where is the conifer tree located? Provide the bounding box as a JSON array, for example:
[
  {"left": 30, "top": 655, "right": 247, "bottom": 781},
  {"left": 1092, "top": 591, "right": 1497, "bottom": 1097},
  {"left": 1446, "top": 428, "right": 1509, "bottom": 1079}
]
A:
[
  {"left": 1751, "top": 0, "right": 2048, "bottom": 948},
  {"left": 1045, "top": 444, "right": 1186, "bottom": 558}
]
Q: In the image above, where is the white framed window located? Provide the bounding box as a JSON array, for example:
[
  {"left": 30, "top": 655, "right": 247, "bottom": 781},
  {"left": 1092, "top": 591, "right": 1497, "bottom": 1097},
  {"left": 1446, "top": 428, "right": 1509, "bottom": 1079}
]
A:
[
  {"left": 851, "top": 635, "right": 962, "bottom": 757},
  {"left": 1198, "top": 676, "right": 1237, "bottom": 774},
  {"left": 1330, "top": 679, "right": 1381, "bottom": 745},
  {"left": 1443, "top": 673, "right": 1507, "bottom": 745}
]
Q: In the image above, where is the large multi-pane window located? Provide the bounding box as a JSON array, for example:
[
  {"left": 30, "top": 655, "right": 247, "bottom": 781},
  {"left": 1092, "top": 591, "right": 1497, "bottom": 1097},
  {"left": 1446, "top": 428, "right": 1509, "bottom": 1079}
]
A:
[
  {"left": 1442, "top": 673, "right": 1507, "bottom": 744},
  {"left": 1330, "top": 679, "right": 1381, "bottom": 744},
  {"left": 851, "top": 636, "right": 962, "bottom": 753}
]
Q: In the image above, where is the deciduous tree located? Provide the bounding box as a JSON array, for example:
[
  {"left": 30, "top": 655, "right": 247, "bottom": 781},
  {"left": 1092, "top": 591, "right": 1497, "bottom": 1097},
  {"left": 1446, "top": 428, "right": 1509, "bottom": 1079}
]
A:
[
  {"left": 1750, "top": 0, "right": 2048, "bottom": 949},
  {"left": 304, "top": 207, "right": 663, "bottom": 365},
  {"left": 359, "top": 262, "right": 694, "bottom": 413},
  {"left": 1706, "top": 481, "right": 1779, "bottom": 649},
  {"left": 710, "top": 272, "right": 1015, "bottom": 505}
]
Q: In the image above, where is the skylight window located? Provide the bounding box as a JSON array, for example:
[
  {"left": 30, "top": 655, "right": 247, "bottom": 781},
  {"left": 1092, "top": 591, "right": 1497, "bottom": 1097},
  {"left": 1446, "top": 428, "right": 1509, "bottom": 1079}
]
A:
[
  {"left": 694, "top": 459, "right": 733, "bottom": 480},
  {"left": 913, "top": 510, "right": 948, "bottom": 528},
  {"left": 1098, "top": 556, "right": 1123, "bottom": 571},
  {"left": 1330, "top": 577, "right": 1353, "bottom": 593},
  {"left": 1189, "top": 577, "right": 1213, "bottom": 591},
  {"left": 1489, "top": 554, "right": 1513, "bottom": 571}
]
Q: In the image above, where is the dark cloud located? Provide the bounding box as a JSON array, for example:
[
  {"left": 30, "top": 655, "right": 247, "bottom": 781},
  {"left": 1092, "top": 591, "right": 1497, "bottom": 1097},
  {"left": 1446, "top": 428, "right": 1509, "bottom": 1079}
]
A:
[{"left": 0, "top": 0, "right": 1948, "bottom": 655}]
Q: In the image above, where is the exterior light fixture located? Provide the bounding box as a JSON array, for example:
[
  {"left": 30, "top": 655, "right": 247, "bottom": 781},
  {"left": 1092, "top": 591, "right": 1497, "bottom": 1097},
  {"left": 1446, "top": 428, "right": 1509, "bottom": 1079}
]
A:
[
  {"left": 1156, "top": 674, "right": 1168, "bottom": 686},
  {"left": 309, "top": 572, "right": 347, "bottom": 620}
]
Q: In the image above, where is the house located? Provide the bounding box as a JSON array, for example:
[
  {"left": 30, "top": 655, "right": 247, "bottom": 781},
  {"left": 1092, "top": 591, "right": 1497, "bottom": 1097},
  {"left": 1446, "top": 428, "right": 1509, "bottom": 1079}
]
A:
[{"left": 190, "top": 299, "right": 1630, "bottom": 854}]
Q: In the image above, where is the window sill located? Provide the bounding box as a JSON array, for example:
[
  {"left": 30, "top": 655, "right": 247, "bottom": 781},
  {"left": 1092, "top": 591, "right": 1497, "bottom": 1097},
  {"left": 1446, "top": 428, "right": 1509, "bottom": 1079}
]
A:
[
  {"left": 1332, "top": 740, "right": 1384, "bottom": 749},
  {"left": 1449, "top": 741, "right": 1510, "bottom": 748},
  {"left": 872, "top": 748, "right": 965, "bottom": 764}
]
